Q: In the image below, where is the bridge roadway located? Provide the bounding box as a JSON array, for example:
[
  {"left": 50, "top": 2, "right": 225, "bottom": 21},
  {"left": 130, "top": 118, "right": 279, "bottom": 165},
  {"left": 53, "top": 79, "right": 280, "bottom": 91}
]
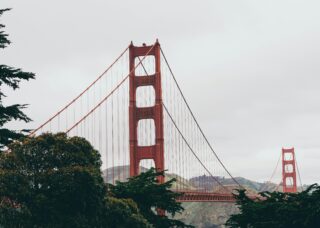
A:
[{"left": 175, "top": 191, "right": 236, "bottom": 202}]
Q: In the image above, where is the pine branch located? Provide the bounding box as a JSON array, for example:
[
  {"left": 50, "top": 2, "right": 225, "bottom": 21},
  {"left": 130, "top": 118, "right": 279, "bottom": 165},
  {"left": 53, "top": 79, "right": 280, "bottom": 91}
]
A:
[
  {"left": 0, "top": 104, "right": 32, "bottom": 126},
  {"left": 0, "top": 8, "right": 11, "bottom": 49},
  {"left": 0, "top": 8, "right": 35, "bottom": 150},
  {"left": 0, "top": 65, "right": 35, "bottom": 92},
  {"left": 0, "top": 128, "right": 24, "bottom": 149}
]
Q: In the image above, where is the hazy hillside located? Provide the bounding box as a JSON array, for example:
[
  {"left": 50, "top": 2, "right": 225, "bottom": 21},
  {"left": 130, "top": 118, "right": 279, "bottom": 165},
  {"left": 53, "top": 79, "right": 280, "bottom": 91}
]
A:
[
  {"left": 189, "top": 175, "right": 279, "bottom": 193},
  {"left": 102, "top": 166, "right": 281, "bottom": 228},
  {"left": 102, "top": 166, "right": 195, "bottom": 190}
]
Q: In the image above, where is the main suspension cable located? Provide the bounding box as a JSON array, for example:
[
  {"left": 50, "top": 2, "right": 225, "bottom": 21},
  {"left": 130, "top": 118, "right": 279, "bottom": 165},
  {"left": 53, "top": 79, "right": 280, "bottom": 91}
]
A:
[
  {"left": 295, "top": 157, "right": 303, "bottom": 191},
  {"left": 268, "top": 151, "right": 281, "bottom": 183},
  {"left": 29, "top": 45, "right": 130, "bottom": 136},
  {"left": 66, "top": 43, "right": 156, "bottom": 134},
  {"left": 160, "top": 48, "right": 243, "bottom": 189},
  {"left": 163, "top": 102, "right": 230, "bottom": 192}
]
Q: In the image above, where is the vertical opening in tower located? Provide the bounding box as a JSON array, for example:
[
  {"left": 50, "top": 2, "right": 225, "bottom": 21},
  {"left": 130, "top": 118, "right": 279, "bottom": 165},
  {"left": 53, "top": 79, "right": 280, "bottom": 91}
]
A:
[
  {"left": 139, "top": 159, "right": 155, "bottom": 173},
  {"left": 283, "top": 152, "right": 293, "bottom": 160},
  {"left": 285, "top": 164, "right": 293, "bottom": 173},
  {"left": 137, "top": 119, "right": 156, "bottom": 146},
  {"left": 285, "top": 177, "right": 294, "bottom": 187},
  {"left": 136, "top": 86, "right": 155, "bottom": 107},
  {"left": 134, "top": 56, "right": 155, "bottom": 76}
]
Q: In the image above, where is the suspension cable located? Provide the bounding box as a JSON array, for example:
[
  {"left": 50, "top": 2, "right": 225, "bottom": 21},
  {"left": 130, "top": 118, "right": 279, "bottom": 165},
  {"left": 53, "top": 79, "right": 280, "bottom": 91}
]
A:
[
  {"left": 295, "top": 157, "right": 303, "bottom": 191},
  {"left": 66, "top": 43, "right": 156, "bottom": 133},
  {"left": 162, "top": 103, "right": 230, "bottom": 192},
  {"left": 160, "top": 48, "right": 243, "bottom": 188},
  {"left": 268, "top": 151, "right": 281, "bottom": 183},
  {"left": 29, "top": 45, "right": 130, "bottom": 136},
  {"left": 138, "top": 57, "right": 228, "bottom": 191}
]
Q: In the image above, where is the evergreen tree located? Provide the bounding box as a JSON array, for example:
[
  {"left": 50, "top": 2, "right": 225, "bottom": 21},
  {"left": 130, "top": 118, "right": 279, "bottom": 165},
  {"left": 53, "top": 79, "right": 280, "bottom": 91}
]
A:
[
  {"left": 109, "top": 168, "right": 194, "bottom": 228},
  {"left": 0, "top": 8, "right": 35, "bottom": 149},
  {"left": 226, "top": 185, "right": 320, "bottom": 227},
  {"left": 0, "top": 133, "right": 151, "bottom": 227}
]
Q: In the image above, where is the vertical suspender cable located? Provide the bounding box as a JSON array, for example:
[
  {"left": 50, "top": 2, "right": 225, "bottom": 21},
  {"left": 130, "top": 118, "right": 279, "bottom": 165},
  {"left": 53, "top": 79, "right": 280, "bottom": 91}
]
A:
[{"left": 160, "top": 48, "right": 243, "bottom": 189}]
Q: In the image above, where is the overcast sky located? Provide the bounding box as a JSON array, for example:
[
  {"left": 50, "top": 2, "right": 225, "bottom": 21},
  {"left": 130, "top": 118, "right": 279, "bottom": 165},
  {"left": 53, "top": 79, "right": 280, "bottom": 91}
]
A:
[{"left": 1, "top": 0, "right": 320, "bottom": 184}]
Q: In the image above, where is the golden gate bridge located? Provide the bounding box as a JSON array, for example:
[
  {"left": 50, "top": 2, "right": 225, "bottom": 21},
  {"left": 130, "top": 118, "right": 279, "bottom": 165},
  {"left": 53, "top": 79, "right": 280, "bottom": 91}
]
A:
[{"left": 29, "top": 40, "right": 302, "bottom": 202}]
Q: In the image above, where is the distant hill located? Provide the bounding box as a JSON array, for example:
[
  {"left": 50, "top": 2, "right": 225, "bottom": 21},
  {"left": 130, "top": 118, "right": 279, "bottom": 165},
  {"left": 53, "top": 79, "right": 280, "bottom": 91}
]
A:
[
  {"left": 189, "top": 175, "right": 280, "bottom": 193},
  {"left": 102, "top": 166, "right": 283, "bottom": 228}
]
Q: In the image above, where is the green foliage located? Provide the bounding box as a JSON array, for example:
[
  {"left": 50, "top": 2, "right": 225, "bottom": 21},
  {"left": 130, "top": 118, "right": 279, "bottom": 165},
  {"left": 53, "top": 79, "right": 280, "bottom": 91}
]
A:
[
  {"left": 226, "top": 184, "right": 320, "bottom": 228},
  {"left": 0, "top": 9, "right": 11, "bottom": 49},
  {"left": 0, "top": 133, "right": 105, "bottom": 227},
  {"left": 103, "top": 197, "right": 151, "bottom": 228},
  {"left": 109, "top": 168, "right": 194, "bottom": 228},
  {"left": 0, "top": 133, "right": 151, "bottom": 227},
  {"left": 0, "top": 8, "right": 35, "bottom": 149}
]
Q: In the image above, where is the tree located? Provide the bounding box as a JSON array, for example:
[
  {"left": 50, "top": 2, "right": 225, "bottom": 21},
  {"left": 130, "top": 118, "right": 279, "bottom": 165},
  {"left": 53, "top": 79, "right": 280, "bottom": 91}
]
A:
[
  {"left": 0, "top": 133, "right": 150, "bottom": 227},
  {"left": 103, "top": 197, "right": 151, "bottom": 228},
  {"left": 109, "top": 168, "right": 194, "bottom": 228},
  {"left": 226, "top": 185, "right": 320, "bottom": 228},
  {"left": 0, "top": 8, "right": 35, "bottom": 149}
]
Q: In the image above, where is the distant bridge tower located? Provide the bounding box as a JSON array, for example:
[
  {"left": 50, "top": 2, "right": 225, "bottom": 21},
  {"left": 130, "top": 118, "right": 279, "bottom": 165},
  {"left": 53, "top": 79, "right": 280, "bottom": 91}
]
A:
[
  {"left": 282, "top": 147, "right": 297, "bottom": 193},
  {"left": 129, "top": 41, "right": 164, "bottom": 184}
]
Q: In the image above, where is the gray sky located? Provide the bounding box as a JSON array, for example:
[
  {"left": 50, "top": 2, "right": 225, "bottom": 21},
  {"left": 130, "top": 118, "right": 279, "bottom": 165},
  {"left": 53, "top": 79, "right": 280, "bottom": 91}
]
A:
[{"left": 2, "top": 0, "right": 320, "bottom": 184}]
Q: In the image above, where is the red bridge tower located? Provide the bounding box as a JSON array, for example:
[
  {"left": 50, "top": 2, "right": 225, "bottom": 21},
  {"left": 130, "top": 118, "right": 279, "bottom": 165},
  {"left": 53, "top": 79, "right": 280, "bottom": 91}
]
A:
[
  {"left": 282, "top": 147, "right": 297, "bottom": 193},
  {"left": 129, "top": 41, "right": 164, "bottom": 184}
]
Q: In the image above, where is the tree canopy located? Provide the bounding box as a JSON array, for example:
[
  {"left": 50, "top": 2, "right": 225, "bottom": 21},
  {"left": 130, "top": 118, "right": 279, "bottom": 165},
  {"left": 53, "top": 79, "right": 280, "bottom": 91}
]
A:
[
  {"left": 0, "top": 133, "right": 150, "bottom": 227},
  {"left": 226, "top": 185, "right": 320, "bottom": 228},
  {"left": 0, "top": 8, "right": 35, "bottom": 149},
  {"left": 109, "top": 168, "right": 193, "bottom": 228}
]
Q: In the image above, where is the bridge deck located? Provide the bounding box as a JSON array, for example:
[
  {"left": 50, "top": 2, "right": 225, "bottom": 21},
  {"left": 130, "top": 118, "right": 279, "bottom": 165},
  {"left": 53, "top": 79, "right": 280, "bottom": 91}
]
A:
[{"left": 175, "top": 191, "right": 236, "bottom": 202}]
